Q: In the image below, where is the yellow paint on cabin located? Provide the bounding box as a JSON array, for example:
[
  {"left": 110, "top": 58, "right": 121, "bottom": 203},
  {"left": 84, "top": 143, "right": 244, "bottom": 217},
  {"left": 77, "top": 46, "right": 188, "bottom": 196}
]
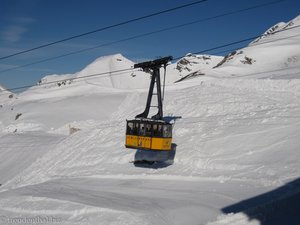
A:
[{"left": 126, "top": 135, "right": 172, "bottom": 151}]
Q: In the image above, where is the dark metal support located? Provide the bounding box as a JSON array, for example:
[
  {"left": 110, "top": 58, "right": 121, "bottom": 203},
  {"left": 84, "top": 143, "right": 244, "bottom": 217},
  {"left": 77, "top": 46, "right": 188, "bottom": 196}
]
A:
[
  {"left": 134, "top": 56, "right": 172, "bottom": 120},
  {"left": 152, "top": 68, "right": 163, "bottom": 120},
  {"left": 162, "top": 63, "right": 167, "bottom": 102},
  {"left": 135, "top": 71, "right": 156, "bottom": 119}
]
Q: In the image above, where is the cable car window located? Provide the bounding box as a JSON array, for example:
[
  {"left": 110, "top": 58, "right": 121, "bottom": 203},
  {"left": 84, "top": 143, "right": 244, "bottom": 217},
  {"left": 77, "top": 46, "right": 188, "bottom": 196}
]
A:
[
  {"left": 139, "top": 123, "right": 146, "bottom": 136},
  {"left": 145, "top": 123, "right": 152, "bottom": 137},
  {"left": 163, "top": 124, "right": 172, "bottom": 138},
  {"left": 127, "top": 122, "right": 134, "bottom": 135},
  {"left": 168, "top": 125, "right": 172, "bottom": 137},
  {"left": 132, "top": 122, "right": 139, "bottom": 135},
  {"left": 153, "top": 124, "right": 158, "bottom": 137},
  {"left": 153, "top": 124, "right": 163, "bottom": 137}
]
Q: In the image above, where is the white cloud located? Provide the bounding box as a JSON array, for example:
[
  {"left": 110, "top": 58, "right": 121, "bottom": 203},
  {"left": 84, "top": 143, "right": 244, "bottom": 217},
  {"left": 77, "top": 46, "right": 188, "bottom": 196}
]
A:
[
  {"left": 1, "top": 16, "right": 35, "bottom": 43},
  {"left": 1, "top": 25, "right": 28, "bottom": 43},
  {"left": 11, "top": 16, "right": 36, "bottom": 24},
  {"left": 0, "top": 62, "right": 54, "bottom": 73},
  {"left": 0, "top": 63, "right": 18, "bottom": 70}
]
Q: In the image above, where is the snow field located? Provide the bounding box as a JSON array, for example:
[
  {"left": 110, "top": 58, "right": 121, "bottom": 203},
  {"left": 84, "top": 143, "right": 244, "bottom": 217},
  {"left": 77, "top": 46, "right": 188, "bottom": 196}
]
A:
[{"left": 0, "top": 76, "right": 299, "bottom": 225}]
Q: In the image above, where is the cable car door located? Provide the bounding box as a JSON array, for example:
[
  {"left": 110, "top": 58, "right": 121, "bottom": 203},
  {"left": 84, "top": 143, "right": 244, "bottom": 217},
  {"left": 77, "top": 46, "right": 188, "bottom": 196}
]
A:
[{"left": 138, "top": 123, "right": 151, "bottom": 149}]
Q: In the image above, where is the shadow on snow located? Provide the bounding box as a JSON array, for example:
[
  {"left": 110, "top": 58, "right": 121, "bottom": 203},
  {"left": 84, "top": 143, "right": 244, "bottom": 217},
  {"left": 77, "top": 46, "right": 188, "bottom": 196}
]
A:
[
  {"left": 222, "top": 177, "right": 300, "bottom": 225},
  {"left": 133, "top": 143, "right": 177, "bottom": 169}
]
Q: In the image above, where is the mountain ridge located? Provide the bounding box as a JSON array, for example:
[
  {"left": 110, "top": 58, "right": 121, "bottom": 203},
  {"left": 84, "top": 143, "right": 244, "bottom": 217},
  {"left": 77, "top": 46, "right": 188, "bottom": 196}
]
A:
[{"left": 33, "top": 15, "right": 300, "bottom": 91}]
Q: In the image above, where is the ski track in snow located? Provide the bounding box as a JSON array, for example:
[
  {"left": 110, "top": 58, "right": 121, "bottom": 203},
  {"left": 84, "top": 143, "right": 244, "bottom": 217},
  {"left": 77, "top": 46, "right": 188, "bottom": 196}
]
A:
[
  {"left": 0, "top": 177, "right": 267, "bottom": 225},
  {"left": 3, "top": 78, "right": 300, "bottom": 190},
  {"left": 0, "top": 75, "right": 300, "bottom": 224},
  {"left": 110, "top": 92, "right": 140, "bottom": 121}
]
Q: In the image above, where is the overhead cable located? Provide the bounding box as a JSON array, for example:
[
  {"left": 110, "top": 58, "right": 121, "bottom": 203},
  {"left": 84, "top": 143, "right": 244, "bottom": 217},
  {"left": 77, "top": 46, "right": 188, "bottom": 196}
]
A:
[
  {"left": 0, "top": 0, "right": 286, "bottom": 74},
  {"left": 0, "top": 0, "right": 209, "bottom": 61},
  {"left": 0, "top": 25, "right": 299, "bottom": 94}
]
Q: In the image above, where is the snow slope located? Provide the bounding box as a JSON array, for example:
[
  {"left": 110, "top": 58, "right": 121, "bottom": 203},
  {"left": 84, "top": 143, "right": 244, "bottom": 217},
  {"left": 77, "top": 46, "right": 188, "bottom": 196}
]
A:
[
  {"left": 36, "top": 53, "right": 222, "bottom": 92},
  {"left": 39, "top": 54, "right": 151, "bottom": 90},
  {"left": 209, "top": 16, "right": 300, "bottom": 79},
  {"left": 1, "top": 76, "right": 300, "bottom": 224},
  {"left": 0, "top": 85, "right": 5, "bottom": 92},
  {"left": 0, "top": 85, "right": 15, "bottom": 133},
  {"left": 167, "top": 53, "right": 223, "bottom": 82},
  {"left": 0, "top": 15, "right": 300, "bottom": 225},
  {"left": 0, "top": 84, "right": 12, "bottom": 101}
]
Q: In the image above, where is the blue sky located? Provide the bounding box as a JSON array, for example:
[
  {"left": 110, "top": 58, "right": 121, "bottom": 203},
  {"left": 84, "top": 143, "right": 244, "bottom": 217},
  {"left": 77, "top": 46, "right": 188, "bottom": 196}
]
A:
[{"left": 0, "top": 0, "right": 299, "bottom": 89}]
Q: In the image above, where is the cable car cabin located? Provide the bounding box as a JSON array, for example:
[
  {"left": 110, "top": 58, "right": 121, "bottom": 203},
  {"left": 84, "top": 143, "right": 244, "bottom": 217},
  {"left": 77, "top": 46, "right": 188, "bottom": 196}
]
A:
[{"left": 126, "top": 119, "right": 172, "bottom": 151}]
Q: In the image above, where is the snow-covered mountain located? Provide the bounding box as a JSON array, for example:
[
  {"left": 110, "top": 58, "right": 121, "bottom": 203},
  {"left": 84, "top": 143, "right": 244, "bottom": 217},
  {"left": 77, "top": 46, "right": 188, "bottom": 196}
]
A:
[
  {"left": 37, "top": 53, "right": 222, "bottom": 92},
  {"left": 26, "top": 15, "right": 300, "bottom": 95},
  {"left": 0, "top": 84, "right": 10, "bottom": 94},
  {"left": 0, "top": 84, "right": 14, "bottom": 103},
  {"left": 39, "top": 54, "right": 151, "bottom": 90},
  {"left": 167, "top": 53, "right": 223, "bottom": 82},
  {"left": 0, "top": 84, "right": 5, "bottom": 91},
  {"left": 210, "top": 15, "right": 300, "bottom": 79},
  {"left": 0, "top": 15, "right": 300, "bottom": 225}
]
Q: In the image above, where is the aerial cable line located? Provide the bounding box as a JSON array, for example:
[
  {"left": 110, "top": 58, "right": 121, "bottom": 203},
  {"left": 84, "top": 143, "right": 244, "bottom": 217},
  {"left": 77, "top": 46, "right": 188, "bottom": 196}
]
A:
[
  {"left": 1, "top": 30, "right": 298, "bottom": 94},
  {"left": 172, "top": 37, "right": 256, "bottom": 61},
  {"left": 180, "top": 30, "right": 300, "bottom": 60},
  {"left": 3, "top": 67, "right": 135, "bottom": 92},
  {"left": 0, "top": 0, "right": 209, "bottom": 61},
  {"left": 173, "top": 24, "right": 300, "bottom": 60},
  {"left": 0, "top": 26, "right": 299, "bottom": 95},
  {"left": 2, "top": 61, "right": 299, "bottom": 96},
  {"left": 0, "top": 0, "right": 286, "bottom": 74}
]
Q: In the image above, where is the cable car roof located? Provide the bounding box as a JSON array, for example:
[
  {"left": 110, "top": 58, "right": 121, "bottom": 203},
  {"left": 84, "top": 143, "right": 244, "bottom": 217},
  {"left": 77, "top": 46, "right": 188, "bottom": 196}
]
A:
[{"left": 126, "top": 118, "right": 171, "bottom": 125}]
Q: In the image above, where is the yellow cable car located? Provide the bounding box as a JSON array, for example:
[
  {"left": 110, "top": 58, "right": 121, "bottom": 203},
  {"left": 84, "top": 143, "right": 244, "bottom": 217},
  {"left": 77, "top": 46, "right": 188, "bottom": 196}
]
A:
[
  {"left": 126, "top": 119, "right": 172, "bottom": 151},
  {"left": 125, "top": 56, "right": 174, "bottom": 163}
]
